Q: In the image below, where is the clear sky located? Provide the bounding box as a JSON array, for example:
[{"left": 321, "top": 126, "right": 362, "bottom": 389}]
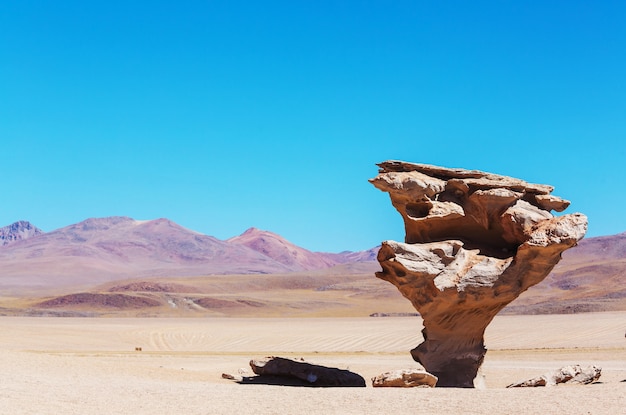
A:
[{"left": 2, "top": 1, "right": 625, "bottom": 252}]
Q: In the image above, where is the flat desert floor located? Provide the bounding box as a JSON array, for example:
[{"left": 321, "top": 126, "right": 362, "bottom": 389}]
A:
[{"left": 1, "top": 312, "right": 625, "bottom": 414}]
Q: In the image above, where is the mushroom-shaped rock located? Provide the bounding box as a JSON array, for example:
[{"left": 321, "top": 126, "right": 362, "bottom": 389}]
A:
[{"left": 370, "top": 161, "right": 587, "bottom": 388}]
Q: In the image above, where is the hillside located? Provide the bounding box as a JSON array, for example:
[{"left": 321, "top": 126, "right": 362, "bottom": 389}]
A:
[
  {"left": 0, "top": 220, "right": 44, "bottom": 246},
  {"left": 0, "top": 217, "right": 377, "bottom": 294},
  {"left": 0, "top": 217, "right": 291, "bottom": 292},
  {"left": 0, "top": 217, "right": 624, "bottom": 316},
  {"left": 227, "top": 227, "right": 341, "bottom": 270}
]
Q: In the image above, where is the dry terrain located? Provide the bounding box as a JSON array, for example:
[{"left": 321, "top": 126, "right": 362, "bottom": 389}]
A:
[
  {"left": 1, "top": 218, "right": 624, "bottom": 413},
  {"left": 1, "top": 313, "right": 624, "bottom": 414},
  {"left": 1, "top": 218, "right": 624, "bottom": 317},
  {"left": 0, "top": 266, "right": 420, "bottom": 318}
]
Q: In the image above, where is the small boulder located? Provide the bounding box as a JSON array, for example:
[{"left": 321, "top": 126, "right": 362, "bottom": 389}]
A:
[
  {"left": 372, "top": 369, "right": 438, "bottom": 388},
  {"left": 507, "top": 365, "right": 601, "bottom": 387},
  {"left": 249, "top": 356, "right": 366, "bottom": 387}
]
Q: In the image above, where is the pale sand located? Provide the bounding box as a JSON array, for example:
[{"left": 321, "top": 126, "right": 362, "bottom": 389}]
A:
[{"left": 1, "top": 313, "right": 625, "bottom": 414}]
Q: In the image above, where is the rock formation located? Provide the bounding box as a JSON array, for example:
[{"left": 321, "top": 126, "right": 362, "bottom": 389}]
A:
[
  {"left": 370, "top": 161, "right": 587, "bottom": 387},
  {"left": 0, "top": 220, "right": 43, "bottom": 246},
  {"left": 248, "top": 356, "right": 366, "bottom": 387},
  {"left": 507, "top": 365, "right": 601, "bottom": 387},
  {"left": 371, "top": 369, "right": 438, "bottom": 388}
]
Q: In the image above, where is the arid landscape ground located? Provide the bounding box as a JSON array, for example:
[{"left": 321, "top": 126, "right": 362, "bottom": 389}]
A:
[
  {"left": 1, "top": 313, "right": 624, "bottom": 414},
  {"left": 1, "top": 219, "right": 625, "bottom": 414},
  {"left": 1, "top": 218, "right": 624, "bottom": 317}
]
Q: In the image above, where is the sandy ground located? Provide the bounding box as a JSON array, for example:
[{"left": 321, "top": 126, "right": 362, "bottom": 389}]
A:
[{"left": 1, "top": 312, "right": 625, "bottom": 415}]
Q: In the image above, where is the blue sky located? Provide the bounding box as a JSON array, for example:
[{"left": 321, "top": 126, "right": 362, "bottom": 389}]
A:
[{"left": 2, "top": 1, "right": 625, "bottom": 252}]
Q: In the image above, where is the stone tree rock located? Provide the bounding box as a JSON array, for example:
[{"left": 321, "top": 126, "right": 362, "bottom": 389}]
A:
[{"left": 370, "top": 161, "right": 587, "bottom": 388}]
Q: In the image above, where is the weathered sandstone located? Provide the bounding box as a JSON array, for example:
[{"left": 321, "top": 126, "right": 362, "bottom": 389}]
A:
[
  {"left": 370, "top": 161, "right": 587, "bottom": 387},
  {"left": 507, "top": 365, "right": 601, "bottom": 387},
  {"left": 371, "top": 369, "right": 438, "bottom": 388}
]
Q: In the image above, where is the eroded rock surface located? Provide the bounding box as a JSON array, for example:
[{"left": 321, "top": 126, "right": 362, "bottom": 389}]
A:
[
  {"left": 249, "top": 356, "right": 366, "bottom": 387},
  {"left": 507, "top": 365, "right": 601, "bottom": 387},
  {"left": 370, "top": 161, "right": 587, "bottom": 387},
  {"left": 371, "top": 369, "right": 438, "bottom": 388}
]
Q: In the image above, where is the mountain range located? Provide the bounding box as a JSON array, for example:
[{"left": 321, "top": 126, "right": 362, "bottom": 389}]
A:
[
  {"left": 0, "top": 217, "right": 624, "bottom": 316},
  {"left": 0, "top": 217, "right": 378, "bottom": 292}
]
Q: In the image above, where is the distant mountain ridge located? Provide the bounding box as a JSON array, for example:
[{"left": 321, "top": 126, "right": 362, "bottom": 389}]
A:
[
  {"left": 228, "top": 227, "right": 343, "bottom": 271},
  {"left": 0, "top": 220, "right": 44, "bottom": 247},
  {"left": 1, "top": 217, "right": 624, "bottom": 315},
  {"left": 0, "top": 217, "right": 378, "bottom": 291}
]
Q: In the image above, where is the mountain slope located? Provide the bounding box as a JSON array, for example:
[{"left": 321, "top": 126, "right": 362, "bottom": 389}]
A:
[
  {"left": 227, "top": 227, "right": 341, "bottom": 271},
  {"left": 321, "top": 247, "right": 380, "bottom": 264},
  {"left": 3, "top": 216, "right": 623, "bottom": 315},
  {"left": 0, "top": 217, "right": 293, "bottom": 291},
  {"left": 0, "top": 221, "right": 44, "bottom": 246}
]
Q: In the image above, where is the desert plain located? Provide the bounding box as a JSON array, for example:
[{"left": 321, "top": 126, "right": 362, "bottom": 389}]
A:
[
  {"left": 1, "top": 217, "right": 625, "bottom": 414},
  {"left": 1, "top": 312, "right": 624, "bottom": 415}
]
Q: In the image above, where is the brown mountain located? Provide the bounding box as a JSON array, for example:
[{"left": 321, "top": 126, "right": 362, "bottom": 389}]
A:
[
  {"left": 0, "top": 221, "right": 44, "bottom": 247},
  {"left": 228, "top": 227, "right": 342, "bottom": 271},
  {"left": 228, "top": 227, "right": 380, "bottom": 271}
]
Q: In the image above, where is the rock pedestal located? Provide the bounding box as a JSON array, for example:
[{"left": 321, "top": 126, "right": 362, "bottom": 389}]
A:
[{"left": 370, "top": 161, "right": 587, "bottom": 387}]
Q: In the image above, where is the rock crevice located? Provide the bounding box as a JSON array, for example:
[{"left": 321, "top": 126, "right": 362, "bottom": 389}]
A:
[{"left": 371, "top": 161, "right": 587, "bottom": 387}]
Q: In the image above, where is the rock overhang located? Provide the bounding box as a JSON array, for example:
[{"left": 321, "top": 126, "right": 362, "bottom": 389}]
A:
[{"left": 370, "top": 160, "right": 583, "bottom": 258}]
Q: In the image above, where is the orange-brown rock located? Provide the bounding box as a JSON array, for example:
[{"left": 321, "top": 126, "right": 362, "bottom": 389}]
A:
[
  {"left": 370, "top": 161, "right": 587, "bottom": 387},
  {"left": 371, "top": 369, "right": 438, "bottom": 388}
]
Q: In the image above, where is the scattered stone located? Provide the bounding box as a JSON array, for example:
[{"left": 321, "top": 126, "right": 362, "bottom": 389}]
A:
[
  {"left": 372, "top": 369, "right": 438, "bottom": 388},
  {"left": 221, "top": 373, "right": 242, "bottom": 381},
  {"left": 507, "top": 365, "right": 602, "bottom": 387},
  {"left": 249, "top": 356, "right": 366, "bottom": 387},
  {"left": 370, "top": 161, "right": 587, "bottom": 387},
  {"left": 369, "top": 312, "right": 420, "bottom": 317}
]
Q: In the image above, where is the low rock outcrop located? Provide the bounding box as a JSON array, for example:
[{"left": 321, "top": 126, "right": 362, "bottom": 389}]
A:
[
  {"left": 370, "top": 161, "right": 587, "bottom": 387},
  {"left": 248, "top": 356, "right": 366, "bottom": 387},
  {"left": 507, "top": 365, "right": 601, "bottom": 387},
  {"left": 371, "top": 369, "right": 438, "bottom": 388},
  {"left": 37, "top": 293, "right": 161, "bottom": 309}
]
